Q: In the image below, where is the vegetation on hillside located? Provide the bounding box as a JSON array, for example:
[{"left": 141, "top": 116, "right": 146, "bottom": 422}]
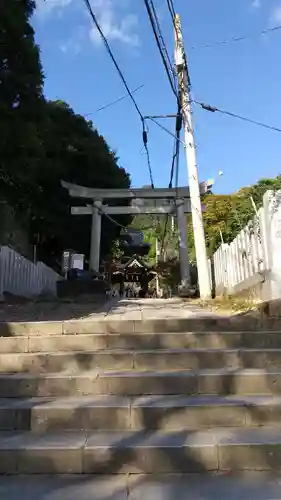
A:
[
  {"left": 132, "top": 176, "right": 281, "bottom": 265},
  {"left": 0, "top": 0, "right": 131, "bottom": 269}
]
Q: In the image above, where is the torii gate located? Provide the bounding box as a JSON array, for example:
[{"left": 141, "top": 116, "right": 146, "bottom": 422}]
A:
[{"left": 61, "top": 181, "right": 212, "bottom": 288}]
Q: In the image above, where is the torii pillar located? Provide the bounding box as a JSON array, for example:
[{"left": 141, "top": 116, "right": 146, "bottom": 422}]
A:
[{"left": 90, "top": 200, "right": 102, "bottom": 273}]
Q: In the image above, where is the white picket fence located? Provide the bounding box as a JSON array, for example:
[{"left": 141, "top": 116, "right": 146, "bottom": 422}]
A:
[
  {"left": 210, "top": 190, "right": 280, "bottom": 299},
  {"left": 0, "top": 246, "right": 61, "bottom": 299}
]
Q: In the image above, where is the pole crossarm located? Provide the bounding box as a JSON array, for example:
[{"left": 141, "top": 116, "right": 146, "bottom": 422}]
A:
[{"left": 61, "top": 180, "right": 212, "bottom": 200}]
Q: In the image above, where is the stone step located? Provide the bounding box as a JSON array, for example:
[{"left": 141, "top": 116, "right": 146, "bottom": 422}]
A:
[
  {"left": 2, "top": 331, "right": 281, "bottom": 354},
  {"left": 1, "top": 427, "right": 281, "bottom": 473},
  {"left": 0, "top": 369, "right": 281, "bottom": 397},
  {"left": 2, "top": 348, "right": 281, "bottom": 373},
  {"left": 0, "top": 315, "right": 276, "bottom": 339},
  {"left": 1, "top": 395, "right": 281, "bottom": 432},
  {"left": 1, "top": 473, "right": 281, "bottom": 500}
]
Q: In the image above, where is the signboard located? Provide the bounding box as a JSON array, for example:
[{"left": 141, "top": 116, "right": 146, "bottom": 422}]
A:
[
  {"left": 71, "top": 254, "right": 84, "bottom": 270},
  {"left": 62, "top": 251, "right": 71, "bottom": 276}
]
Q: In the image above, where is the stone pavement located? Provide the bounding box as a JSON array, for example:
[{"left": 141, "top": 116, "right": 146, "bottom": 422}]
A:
[
  {"left": 106, "top": 298, "right": 219, "bottom": 321},
  {"left": 0, "top": 297, "right": 219, "bottom": 323},
  {"left": 1, "top": 473, "right": 281, "bottom": 500}
]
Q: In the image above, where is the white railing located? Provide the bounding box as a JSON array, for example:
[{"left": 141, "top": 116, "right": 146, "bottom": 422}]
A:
[
  {"left": 210, "top": 190, "right": 281, "bottom": 300},
  {"left": 0, "top": 246, "right": 61, "bottom": 299}
]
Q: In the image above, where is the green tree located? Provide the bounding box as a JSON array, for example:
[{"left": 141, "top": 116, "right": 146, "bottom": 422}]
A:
[
  {"left": 199, "top": 176, "right": 281, "bottom": 257},
  {"left": 131, "top": 175, "right": 281, "bottom": 266},
  {"left": 0, "top": 0, "right": 44, "bottom": 205},
  {"left": 30, "top": 100, "right": 131, "bottom": 268},
  {"left": 0, "top": 2, "right": 132, "bottom": 269}
]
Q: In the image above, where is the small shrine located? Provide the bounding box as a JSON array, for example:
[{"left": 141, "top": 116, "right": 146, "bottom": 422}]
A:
[{"left": 111, "top": 256, "right": 156, "bottom": 296}]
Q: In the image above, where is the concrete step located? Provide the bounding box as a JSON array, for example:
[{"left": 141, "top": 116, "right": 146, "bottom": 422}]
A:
[
  {"left": 2, "top": 348, "right": 281, "bottom": 373},
  {"left": 1, "top": 395, "right": 281, "bottom": 432},
  {"left": 2, "top": 331, "right": 281, "bottom": 355},
  {"left": 1, "top": 473, "right": 281, "bottom": 500},
  {"left": 0, "top": 315, "right": 277, "bottom": 339},
  {"left": 2, "top": 427, "right": 281, "bottom": 473},
  {"left": 1, "top": 369, "right": 281, "bottom": 397}
]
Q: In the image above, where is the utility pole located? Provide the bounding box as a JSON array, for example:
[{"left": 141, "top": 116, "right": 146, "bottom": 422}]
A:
[{"left": 174, "top": 14, "right": 211, "bottom": 299}]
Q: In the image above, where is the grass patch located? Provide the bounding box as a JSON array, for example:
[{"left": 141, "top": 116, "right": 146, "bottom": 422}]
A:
[{"left": 191, "top": 295, "right": 256, "bottom": 315}]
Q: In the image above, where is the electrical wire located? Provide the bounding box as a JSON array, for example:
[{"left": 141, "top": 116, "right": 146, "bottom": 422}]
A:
[
  {"left": 160, "top": 101, "right": 183, "bottom": 258},
  {"left": 194, "top": 100, "right": 281, "bottom": 134},
  {"left": 166, "top": 0, "right": 176, "bottom": 20},
  {"left": 144, "top": 111, "right": 184, "bottom": 255},
  {"left": 143, "top": 0, "right": 182, "bottom": 254},
  {"left": 84, "top": 85, "right": 144, "bottom": 116},
  {"left": 83, "top": 0, "right": 142, "bottom": 118},
  {"left": 149, "top": 0, "right": 177, "bottom": 89},
  {"left": 143, "top": 0, "right": 178, "bottom": 99},
  {"left": 146, "top": 117, "right": 185, "bottom": 144},
  {"left": 191, "top": 24, "right": 281, "bottom": 49},
  {"left": 83, "top": 0, "right": 155, "bottom": 188}
]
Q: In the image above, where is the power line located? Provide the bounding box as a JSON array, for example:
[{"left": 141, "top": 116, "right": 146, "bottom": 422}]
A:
[
  {"left": 161, "top": 99, "right": 183, "bottom": 258},
  {"left": 83, "top": 0, "right": 143, "bottom": 118},
  {"left": 143, "top": 0, "right": 178, "bottom": 99},
  {"left": 166, "top": 0, "right": 176, "bottom": 20},
  {"left": 146, "top": 117, "right": 185, "bottom": 144},
  {"left": 84, "top": 85, "right": 144, "bottom": 116},
  {"left": 83, "top": 0, "right": 154, "bottom": 188},
  {"left": 191, "top": 24, "right": 281, "bottom": 49},
  {"left": 149, "top": 0, "right": 177, "bottom": 88},
  {"left": 142, "top": 0, "right": 182, "bottom": 209},
  {"left": 194, "top": 100, "right": 281, "bottom": 134},
  {"left": 143, "top": 0, "right": 181, "bottom": 248}
]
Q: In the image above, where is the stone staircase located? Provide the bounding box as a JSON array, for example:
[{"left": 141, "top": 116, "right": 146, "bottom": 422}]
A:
[{"left": 1, "top": 317, "right": 281, "bottom": 474}]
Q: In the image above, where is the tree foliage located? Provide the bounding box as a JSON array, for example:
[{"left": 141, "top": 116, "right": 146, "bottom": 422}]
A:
[
  {"left": 131, "top": 176, "right": 281, "bottom": 268},
  {"left": 0, "top": 0, "right": 44, "bottom": 201},
  {"left": 201, "top": 176, "right": 281, "bottom": 256},
  {"left": 0, "top": 1, "right": 131, "bottom": 269},
  {"left": 31, "top": 100, "right": 131, "bottom": 267}
]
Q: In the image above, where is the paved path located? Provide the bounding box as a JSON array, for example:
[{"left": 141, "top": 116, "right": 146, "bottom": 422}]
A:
[
  {"left": 0, "top": 297, "right": 219, "bottom": 323},
  {"left": 107, "top": 298, "right": 219, "bottom": 321},
  {"left": 0, "top": 473, "right": 281, "bottom": 499}
]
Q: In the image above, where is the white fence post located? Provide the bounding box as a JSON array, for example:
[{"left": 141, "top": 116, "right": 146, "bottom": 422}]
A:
[
  {"left": 212, "top": 243, "right": 229, "bottom": 295},
  {"left": 262, "top": 190, "right": 281, "bottom": 303}
]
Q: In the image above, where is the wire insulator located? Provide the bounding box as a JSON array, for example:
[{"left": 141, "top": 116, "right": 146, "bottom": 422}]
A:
[{"left": 200, "top": 103, "right": 217, "bottom": 113}]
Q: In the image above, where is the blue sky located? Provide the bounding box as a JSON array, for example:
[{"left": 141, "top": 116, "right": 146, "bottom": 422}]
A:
[{"left": 33, "top": 0, "right": 281, "bottom": 194}]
